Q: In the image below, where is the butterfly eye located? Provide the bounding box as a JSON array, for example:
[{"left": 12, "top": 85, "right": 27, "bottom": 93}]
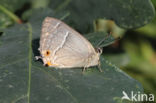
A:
[
  {"left": 45, "top": 50, "right": 50, "bottom": 56},
  {"left": 96, "top": 48, "right": 102, "bottom": 54}
]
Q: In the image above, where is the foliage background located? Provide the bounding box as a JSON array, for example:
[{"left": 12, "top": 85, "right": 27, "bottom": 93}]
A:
[{"left": 0, "top": 0, "right": 156, "bottom": 103}]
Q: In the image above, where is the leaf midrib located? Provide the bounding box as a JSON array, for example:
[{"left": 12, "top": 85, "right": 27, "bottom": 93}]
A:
[
  {"left": 27, "top": 23, "right": 33, "bottom": 103},
  {"left": 0, "top": 58, "right": 27, "bottom": 70}
]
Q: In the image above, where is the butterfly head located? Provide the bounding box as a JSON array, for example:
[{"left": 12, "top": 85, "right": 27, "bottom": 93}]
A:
[
  {"left": 86, "top": 48, "right": 102, "bottom": 67},
  {"left": 95, "top": 48, "right": 103, "bottom": 55}
]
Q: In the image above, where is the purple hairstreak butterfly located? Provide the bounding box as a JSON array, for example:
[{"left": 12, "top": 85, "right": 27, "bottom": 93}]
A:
[{"left": 36, "top": 17, "right": 103, "bottom": 72}]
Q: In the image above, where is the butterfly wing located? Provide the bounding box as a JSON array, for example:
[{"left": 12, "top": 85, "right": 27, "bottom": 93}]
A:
[{"left": 39, "top": 17, "right": 96, "bottom": 68}]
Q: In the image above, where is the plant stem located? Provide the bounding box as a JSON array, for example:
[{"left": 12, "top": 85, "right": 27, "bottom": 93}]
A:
[{"left": 0, "top": 5, "right": 22, "bottom": 24}]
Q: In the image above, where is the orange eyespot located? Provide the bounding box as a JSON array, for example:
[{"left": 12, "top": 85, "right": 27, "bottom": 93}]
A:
[
  {"left": 45, "top": 61, "right": 58, "bottom": 67},
  {"left": 45, "top": 50, "right": 50, "bottom": 56},
  {"left": 46, "top": 61, "right": 52, "bottom": 66}
]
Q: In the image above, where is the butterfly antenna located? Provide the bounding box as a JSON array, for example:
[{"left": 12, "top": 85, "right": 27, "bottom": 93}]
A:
[
  {"left": 60, "top": 12, "right": 70, "bottom": 20},
  {"left": 96, "top": 32, "right": 112, "bottom": 47}
]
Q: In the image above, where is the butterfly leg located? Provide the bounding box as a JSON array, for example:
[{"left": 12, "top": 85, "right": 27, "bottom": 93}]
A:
[
  {"left": 82, "top": 66, "right": 87, "bottom": 73},
  {"left": 82, "top": 57, "right": 91, "bottom": 73},
  {"left": 98, "top": 60, "right": 103, "bottom": 72}
]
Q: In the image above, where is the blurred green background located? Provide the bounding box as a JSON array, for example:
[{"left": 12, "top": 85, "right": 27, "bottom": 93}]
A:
[
  {"left": 0, "top": 0, "right": 156, "bottom": 102},
  {"left": 97, "top": 0, "right": 156, "bottom": 101},
  {"left": 96, "top": 0, "right": 156, "bottom": 101}
]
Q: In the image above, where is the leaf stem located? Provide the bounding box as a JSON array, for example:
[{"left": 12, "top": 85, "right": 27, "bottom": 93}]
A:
[{"left": 0, "top": 5, "right": 22, "bottom": 24}]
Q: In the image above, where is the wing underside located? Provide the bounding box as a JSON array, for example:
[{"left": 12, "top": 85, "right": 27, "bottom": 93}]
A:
[{"left": 39, "top": 17, "right": 96, "bottom": 68}]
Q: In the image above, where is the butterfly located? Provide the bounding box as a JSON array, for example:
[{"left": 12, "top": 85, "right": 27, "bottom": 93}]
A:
[{"left": 36, "top": 17, "right": 103, "bottom": 72}]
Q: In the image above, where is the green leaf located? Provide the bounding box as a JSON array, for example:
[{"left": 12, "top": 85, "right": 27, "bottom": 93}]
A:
[
  {"left": 0, "top": 0, "right": 27, "bottom": 11},
  {"left": 103, "top": 53, "right": 130, "bottom": 67},
  {"left": 0, "top": 13, "right": 13, "bottom": 30},
  {"left": 31, "top": 0, "right": 50, "bottom": 8},
  {"left": 0, "top": 8, "right": 143, "bottom": 103},
  {"left": 50, "top": 0, "right": 155, "bottom": 32},
  {"left": 0, "top": 0, "right": 27, "bottom": 29},
  {"left": 133, "top": 0, "right": 156, "bottom": 38},
  {"left": 85, "top": 32, "right": 116, "bottom": 48}
]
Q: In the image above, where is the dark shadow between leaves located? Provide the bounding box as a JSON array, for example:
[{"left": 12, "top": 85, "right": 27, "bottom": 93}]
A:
[{"left": 32, "top": 38, "right": 43, "bottom": 64}]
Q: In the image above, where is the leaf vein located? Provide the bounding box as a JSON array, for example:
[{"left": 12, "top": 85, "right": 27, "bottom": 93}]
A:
[
  {"left": 33, "top": 66, "right": 79, "bottom": 103},
  {"left": 0, "top": 58, "right": 27, "bottom": 70}
]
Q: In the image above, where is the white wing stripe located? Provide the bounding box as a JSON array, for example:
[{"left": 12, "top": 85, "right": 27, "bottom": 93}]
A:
[{"left": 52, "top": 32, "right": 69, "bottom": 63}]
